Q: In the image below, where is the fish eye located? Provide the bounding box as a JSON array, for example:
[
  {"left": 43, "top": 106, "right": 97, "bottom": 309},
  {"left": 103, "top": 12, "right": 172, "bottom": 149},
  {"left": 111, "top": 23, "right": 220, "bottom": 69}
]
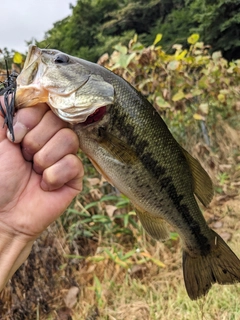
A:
[{"left": 54, "top": 54, "right": 69, "bottom": 64}]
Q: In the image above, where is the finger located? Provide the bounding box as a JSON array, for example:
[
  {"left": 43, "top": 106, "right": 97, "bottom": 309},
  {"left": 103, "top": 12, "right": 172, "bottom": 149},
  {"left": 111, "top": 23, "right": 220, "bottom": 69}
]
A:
[
  {"left": 40, "top": 154, "right": 84, "bottom": 192},
  {"left": 33, "top": 128, "right": 79, "bottom": 174},
  {"left": 7, "top": 104, "right": 50, "bottom": 143},
  {"left": 21, "top": 110, "right": 69, "bottom": 161}
]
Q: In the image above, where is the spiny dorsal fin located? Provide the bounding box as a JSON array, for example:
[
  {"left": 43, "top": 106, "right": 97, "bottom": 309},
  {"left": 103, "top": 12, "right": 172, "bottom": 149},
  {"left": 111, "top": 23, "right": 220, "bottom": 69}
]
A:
[
  {"left": 181, "top": 147, "right": 214, "bottom": 207},
  {"left": 135, "top": 208, "right": 169, "bottom": 240}
]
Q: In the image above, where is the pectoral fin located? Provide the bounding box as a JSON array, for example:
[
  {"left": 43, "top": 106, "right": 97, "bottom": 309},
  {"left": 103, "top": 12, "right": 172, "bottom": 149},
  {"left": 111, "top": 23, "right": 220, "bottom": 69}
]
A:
[
  {"left": 181, "top": 147, "right": 214, "bottom": 206},
  {"left": 135, "top": 208, "right": 169, "bottom": 240},
  {"left": 98, "top": 128, "right": 138, "bottom": 165}
]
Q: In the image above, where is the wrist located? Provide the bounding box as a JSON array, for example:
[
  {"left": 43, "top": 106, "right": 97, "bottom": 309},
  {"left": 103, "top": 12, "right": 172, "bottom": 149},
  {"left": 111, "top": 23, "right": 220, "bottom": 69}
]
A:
[{"left": 0, "top": 226, "right": 34, "bottom": 291}]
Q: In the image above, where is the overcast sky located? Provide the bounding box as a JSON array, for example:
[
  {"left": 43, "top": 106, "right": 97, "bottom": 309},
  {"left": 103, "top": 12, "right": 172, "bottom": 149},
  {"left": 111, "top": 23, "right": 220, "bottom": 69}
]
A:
[{"left": 1, "top": 0, "right": 77, "bottom": 54}]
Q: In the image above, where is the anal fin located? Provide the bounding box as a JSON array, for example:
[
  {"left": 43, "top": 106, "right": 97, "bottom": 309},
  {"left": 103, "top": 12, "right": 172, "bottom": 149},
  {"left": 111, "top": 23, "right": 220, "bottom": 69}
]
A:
[{"left": 135, "top": 208, "right": 169, "bottom": 240}]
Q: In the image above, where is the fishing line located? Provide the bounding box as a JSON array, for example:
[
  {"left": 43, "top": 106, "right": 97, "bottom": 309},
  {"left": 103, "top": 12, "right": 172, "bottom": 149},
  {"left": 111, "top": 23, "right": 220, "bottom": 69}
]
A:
[{"left": 0, "top": 60, "right": 18, "bottom": 142}]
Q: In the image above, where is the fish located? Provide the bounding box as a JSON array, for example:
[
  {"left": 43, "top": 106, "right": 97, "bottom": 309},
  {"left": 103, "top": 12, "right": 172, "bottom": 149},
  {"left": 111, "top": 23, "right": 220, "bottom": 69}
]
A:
[{"left": 15, "top": 45, "right": 240, "bottom": 300}]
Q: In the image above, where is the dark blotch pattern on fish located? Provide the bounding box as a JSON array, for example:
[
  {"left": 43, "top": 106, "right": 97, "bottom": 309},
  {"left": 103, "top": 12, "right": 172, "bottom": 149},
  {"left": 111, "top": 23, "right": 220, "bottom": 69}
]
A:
[
  {"left": 110, "top": 103, "right": 210, "bottom": 254},
  {"left": 110, "top": 105, "right": 166, "bottom": 180},
  {"left": 166, "top": 182, "right": 210, "bottom": 255}
]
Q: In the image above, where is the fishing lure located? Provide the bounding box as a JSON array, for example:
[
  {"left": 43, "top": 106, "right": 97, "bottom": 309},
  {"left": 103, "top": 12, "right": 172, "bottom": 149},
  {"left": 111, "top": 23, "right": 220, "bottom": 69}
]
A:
[{"left": 0, "top": 61, "right": 18, "bottom": 142}]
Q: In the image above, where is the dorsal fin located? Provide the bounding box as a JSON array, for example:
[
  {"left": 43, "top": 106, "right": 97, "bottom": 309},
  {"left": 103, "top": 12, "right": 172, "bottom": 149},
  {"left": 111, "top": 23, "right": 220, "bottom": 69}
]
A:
[{"left": 181, "top": 147, "right": 214, "bottom": 206}]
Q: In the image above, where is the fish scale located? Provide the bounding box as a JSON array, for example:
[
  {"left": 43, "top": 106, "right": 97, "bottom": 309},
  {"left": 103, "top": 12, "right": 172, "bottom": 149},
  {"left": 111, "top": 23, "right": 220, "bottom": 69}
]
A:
[
  {"left": 103, "top": 85, "right": 206, "bottom": 240},
  {"left": 15, "top": 45, "right": 240, "bottom": 300}
]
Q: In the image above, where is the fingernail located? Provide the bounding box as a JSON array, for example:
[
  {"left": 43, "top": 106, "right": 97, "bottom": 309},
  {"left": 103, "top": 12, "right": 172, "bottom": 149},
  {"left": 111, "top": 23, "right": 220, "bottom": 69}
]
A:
[{"left": 7, "top": 122, "right": 28, "bottom": 143}]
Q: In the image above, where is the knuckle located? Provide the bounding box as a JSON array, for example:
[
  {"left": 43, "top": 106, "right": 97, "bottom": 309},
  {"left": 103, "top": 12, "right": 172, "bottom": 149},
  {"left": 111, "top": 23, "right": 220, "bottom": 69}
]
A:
[
  {"left": 33, "top": 151, "right": 48, "bottom": 173},
  {"left": 57, "top": 128, "right": 79, "bottom": 153},
  {"left": 43, "top": 169, "right": 59, "bottom": 188},
  {"left": 22, "top": 135, "right": 41, "bottom": 157}
]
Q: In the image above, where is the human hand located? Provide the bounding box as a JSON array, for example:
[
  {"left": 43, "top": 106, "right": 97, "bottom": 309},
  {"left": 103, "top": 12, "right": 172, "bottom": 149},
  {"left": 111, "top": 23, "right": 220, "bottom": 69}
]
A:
[{"left": 0, "top": 97, "right": 83, "bottom": 289}]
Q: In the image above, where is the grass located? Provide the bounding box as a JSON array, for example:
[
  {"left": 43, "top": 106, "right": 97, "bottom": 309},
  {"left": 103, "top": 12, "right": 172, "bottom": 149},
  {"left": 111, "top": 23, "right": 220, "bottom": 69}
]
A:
[
  {"left": 2, "top": 199, "right": 239, "bottom": 319},
  {"left": 68, "top": 227, "right": 240, "bottom": 320},
  {"left": 1, "top": 119, "right": 240, "bottom": 320}
]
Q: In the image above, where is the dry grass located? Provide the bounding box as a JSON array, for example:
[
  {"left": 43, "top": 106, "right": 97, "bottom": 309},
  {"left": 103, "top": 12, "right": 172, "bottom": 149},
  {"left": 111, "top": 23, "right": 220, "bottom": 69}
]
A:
[
  {"left": 70, "top": 200, "right": 240, "bottom": 320},
  {"left": 1, "top": 121, "right": 240, "bottom": 320}
]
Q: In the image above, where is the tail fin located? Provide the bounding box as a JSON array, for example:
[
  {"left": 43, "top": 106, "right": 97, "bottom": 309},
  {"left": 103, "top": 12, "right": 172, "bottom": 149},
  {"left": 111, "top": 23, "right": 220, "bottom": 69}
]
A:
[{"left": 183, "top": 230, "right": 240, "bottom": 300}]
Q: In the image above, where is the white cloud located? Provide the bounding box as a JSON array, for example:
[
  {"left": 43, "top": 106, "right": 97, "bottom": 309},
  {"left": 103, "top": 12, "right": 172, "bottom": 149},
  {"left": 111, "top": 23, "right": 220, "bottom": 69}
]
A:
[{"left": 1, "top": 0, "right": 76, "bottom": 54}]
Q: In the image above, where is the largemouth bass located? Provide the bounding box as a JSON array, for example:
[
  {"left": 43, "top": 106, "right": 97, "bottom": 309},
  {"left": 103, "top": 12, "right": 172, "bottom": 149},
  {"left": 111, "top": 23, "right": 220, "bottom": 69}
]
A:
[{"left": 15, "top": 45, "right": 240, "bottom": 300}]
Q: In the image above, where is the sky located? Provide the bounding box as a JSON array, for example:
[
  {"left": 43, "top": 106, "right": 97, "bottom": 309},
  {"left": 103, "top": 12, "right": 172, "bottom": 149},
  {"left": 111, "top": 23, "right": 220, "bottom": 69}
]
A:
[{"left": 1, "top": 0, "right": 77, "bottom": 54}]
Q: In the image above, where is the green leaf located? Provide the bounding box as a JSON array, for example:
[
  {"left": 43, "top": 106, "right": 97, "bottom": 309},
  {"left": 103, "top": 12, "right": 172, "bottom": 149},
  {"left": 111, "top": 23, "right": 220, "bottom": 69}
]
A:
[
  {"left": 87, "top": 255, "right": 105, "bottom": 262},
  {"left": 82, "top": 230, "right": 94, "bottom": 237},
  {"left": 170, "top": 232, "right": 179, "bottom": 241},
  {"left": 116, "top": 196, "right": 130, "bottom": 208},
  {"left": 175, "top": 49, "right": 187, "bottom": 60},
  {"left": 191, "top": 88, "right": 203, "bottom": 97},
  {"left": 113, "top": 44, "right": 128, "bottom": 55},
  {"left": 172, "top": 90, "right": 185, "bottom": 101},
  {"left": 83, "top": 201, "right": 98, "bottom": 211},
  {"left": 104, "top": 248, "right": 115, "bottom": 260},
  {"left": 121, "top": 249, "right": 136, "bottom": 261},
  {"left": 132, "top": 43, "right": 145, "bottom": 51},
  {"left": 156, "top": 96, "right": 171, "bottom": 108},
  {"left": 217, "top": 93, "right": 225, "bottom": 103},
  {"left": 100, "top": 194, "right": 119, "bottom": 202},
  {"left": 118, "top": 54, "right": 133, "bottom": 68},
  {"left": 123, "top": 214, "right": 129, "bottom": 227},
  {"left": 193, "top": 113, "right": 205, "bottom": 121},
  {"left": 64, "top": 254, "right": 84, "bottom": 259},
  {"left": 149, "top": 257, "right": 165, "bottom": 268},
  {"left": 199, "top": 103, "right": 209, "bottom": 114},
  {"left": 126, "top": 52, "right": 136, "bottom": 67},
  {"left": 93, "top": 275, "right": 102, "bottom": 294},
  {"left": 153, "top": 33, "right": 162, "bottom": 46},
  {"left": 133, "top": 33, "right": 138, "bottom": 43},
  {"left": 187, "top": 33, "right": 200, "bottom": 45},
  {"left": 92, "top": 215, "right": 111, "bottom": 223}
]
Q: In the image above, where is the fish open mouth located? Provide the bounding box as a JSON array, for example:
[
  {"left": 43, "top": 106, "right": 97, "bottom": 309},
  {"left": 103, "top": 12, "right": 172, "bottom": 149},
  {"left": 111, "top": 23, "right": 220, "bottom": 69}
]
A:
[{"left": 82, "top": 106, "right": 107, "bottom": 125}]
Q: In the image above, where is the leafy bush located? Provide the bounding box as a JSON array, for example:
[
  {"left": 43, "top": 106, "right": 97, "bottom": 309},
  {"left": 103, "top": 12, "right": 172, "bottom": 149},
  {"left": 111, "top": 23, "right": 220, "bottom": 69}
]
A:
[{"left": 99, "top": 33, "right": 240, "bottom": 146}]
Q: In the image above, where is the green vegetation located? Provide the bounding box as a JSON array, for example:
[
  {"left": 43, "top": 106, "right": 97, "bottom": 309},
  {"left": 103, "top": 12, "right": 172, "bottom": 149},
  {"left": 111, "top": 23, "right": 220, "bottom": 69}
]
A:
[
  {"left": 37, "top": 0, "right": 240, "bottom": 62},
  {"left": 188, "top": 0, "right": 240, "bottom": 61},
  {"left": 100, "top": 34, "right": 240, "bottom": 148}
]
